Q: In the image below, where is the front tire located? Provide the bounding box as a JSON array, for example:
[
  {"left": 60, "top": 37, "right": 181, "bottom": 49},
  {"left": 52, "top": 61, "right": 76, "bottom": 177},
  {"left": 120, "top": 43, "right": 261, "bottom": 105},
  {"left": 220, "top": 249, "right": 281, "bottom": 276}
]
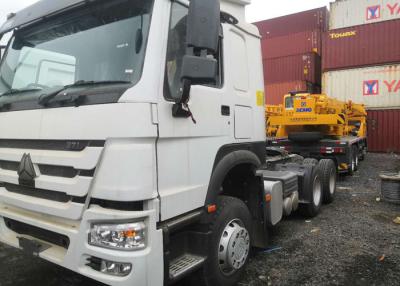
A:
[{"left": 201, "top": 196, "right": 252, "bottom": 286}]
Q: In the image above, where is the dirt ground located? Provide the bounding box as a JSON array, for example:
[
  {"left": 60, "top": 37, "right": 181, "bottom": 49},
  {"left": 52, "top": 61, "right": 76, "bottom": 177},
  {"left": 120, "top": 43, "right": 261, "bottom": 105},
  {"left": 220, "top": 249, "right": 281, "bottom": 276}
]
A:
[{"left": 0, "top": 153, "right": 399, "bottom": 286}]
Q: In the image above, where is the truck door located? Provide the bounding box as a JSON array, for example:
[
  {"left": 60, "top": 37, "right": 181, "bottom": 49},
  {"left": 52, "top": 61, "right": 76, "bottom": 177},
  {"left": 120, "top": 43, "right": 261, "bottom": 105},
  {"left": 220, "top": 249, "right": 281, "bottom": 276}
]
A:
[
  {"left": 228, "top": 30, "right": 253, "bottom": 139},
  {"left": 156, "top": 1, "right": 227, "bottom": 220}
]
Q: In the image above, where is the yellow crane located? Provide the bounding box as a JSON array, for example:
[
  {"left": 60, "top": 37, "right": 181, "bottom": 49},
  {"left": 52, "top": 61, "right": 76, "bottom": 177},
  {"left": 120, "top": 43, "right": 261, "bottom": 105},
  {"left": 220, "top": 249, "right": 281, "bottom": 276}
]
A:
[
  {"left": 266, "top": 93, "right": 368, "bottom": 175},
  {"left": 266, "top": 93, "right": 367, "bottom": 138}
]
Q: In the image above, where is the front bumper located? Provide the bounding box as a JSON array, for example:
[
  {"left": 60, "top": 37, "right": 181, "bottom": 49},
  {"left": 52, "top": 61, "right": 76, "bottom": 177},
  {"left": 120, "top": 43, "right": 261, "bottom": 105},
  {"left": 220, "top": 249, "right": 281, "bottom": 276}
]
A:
[{"left": 0, "top": 204, "right": 164, "bottom": 286}]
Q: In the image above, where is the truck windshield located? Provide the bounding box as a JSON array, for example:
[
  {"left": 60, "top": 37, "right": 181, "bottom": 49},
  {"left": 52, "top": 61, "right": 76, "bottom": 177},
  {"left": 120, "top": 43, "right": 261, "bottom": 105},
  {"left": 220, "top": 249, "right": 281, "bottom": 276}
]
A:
[{"left": 0, "top": 0, "right": 154, "bottom": 99}]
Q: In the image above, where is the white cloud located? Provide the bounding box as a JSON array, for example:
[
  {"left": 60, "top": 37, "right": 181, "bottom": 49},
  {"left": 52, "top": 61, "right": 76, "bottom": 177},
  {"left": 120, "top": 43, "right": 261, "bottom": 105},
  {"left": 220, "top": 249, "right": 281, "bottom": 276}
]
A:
[
  {"left": 0, "top": 0, "right": 38, "bottom": 45},
  {"left": 0, "top": 0, "right": 38, "bottom": 25},
  {"left": 246, "top": 0, "right": 332, "bottom": 22}
]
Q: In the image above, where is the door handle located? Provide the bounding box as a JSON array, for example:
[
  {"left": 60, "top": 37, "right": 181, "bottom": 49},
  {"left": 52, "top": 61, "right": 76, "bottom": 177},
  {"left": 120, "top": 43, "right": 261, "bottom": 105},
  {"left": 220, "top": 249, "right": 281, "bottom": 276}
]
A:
[{"left": 221, "top": 105, "right": 230, "bottom": 116}]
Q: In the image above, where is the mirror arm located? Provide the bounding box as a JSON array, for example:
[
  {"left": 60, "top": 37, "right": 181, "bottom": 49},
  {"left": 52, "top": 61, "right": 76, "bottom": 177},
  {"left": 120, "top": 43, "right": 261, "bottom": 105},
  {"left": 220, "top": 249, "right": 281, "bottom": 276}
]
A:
[{"left": 172, "top": 79, "right": 196, "bottom": 123}]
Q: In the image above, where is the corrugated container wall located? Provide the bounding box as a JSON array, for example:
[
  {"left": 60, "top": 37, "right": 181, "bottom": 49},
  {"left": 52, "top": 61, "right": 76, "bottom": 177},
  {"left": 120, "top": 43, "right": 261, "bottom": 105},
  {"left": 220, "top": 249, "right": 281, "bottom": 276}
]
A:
[
  {"left": 255, "top": 7, "right": 328, "bottom": 39},
  {"left": 367, "top": 109, "right": 400, "bottom": 153},
  {"left": 322, "top": 64, "right": 400, "bottom": 109},
  {"left": 330, "top": 0, "right": 400, "bottom": 30},
  {"left": 322, "top": 20, "right": 400, "bottom": 71},
  {"left": 265, "top": 81, "right": 319, "bottom": 105},
  {"left": 261, "top": 30, "right": 322, "bottom": 59},
  {"left": 264, "top": 53, "right": 321, "bottom": 84}
]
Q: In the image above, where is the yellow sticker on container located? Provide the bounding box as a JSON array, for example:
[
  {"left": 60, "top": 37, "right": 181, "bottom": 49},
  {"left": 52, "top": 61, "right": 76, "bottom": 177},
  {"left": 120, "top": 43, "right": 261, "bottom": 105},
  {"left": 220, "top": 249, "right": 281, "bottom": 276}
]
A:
[{"left": 256, "top": 91, "right": 265, "bottom": 106}]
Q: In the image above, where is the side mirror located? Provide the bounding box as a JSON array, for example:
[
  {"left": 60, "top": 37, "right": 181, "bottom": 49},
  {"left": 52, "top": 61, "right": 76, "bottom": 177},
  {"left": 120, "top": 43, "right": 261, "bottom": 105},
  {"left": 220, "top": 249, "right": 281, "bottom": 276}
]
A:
[
  {"left": 186, "top": 0, "right": 220, "bottom": 54},
  {"left": 179, "top": 0, "right": 220, "bottom": 103}
]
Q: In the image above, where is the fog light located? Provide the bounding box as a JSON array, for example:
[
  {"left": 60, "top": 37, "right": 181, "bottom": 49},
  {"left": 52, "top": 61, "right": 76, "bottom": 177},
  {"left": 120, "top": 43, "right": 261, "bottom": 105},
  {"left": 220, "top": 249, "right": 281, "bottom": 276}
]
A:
[{"left": 100, "top": 259, "right": 132, "bottom": 277}]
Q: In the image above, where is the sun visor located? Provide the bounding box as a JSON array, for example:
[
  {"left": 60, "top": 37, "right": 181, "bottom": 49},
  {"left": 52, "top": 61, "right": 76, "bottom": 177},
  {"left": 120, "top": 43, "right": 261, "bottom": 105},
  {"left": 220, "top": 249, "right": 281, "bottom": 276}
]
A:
[{"left": 0, "top": 0, "right": 92, "bottom": 34}]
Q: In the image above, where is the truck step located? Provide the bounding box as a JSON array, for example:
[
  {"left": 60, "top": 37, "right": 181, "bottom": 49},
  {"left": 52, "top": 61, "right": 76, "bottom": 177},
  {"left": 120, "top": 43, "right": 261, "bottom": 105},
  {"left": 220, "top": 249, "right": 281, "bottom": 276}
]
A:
[{"left": 169, "top": 254, "right": 205, "bottom": 281}]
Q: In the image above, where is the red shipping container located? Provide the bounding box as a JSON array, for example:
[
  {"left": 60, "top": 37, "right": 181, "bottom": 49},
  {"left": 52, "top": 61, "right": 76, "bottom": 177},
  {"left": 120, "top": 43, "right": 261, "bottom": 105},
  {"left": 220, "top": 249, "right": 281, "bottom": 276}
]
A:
[
  {"left": 367, "top": 109, "right": 400, "bottom": 153},
  {"left": 261, "top": 30, "right": 322, "bottom": 59},
  {"left": 254, "top": 7, "right": 328, "bottom": 39},
  {"left": 323, "top": 20, "right": 400, "bottom": 71},
  {"left": 265, "top": 81, "right": 319, "bottom": 105},
  {"left": 263, "top": 53, "right": 321, "bottom": 84}
]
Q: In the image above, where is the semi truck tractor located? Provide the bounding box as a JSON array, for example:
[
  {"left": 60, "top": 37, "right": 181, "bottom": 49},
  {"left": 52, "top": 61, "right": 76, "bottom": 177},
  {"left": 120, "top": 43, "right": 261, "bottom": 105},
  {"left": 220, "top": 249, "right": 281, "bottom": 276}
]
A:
[
  {"left": 266, "top": 93, "right": 368, "bottom": 175},
  {"left": 0, "top": 1, "right": 336, "bottom": 285}
]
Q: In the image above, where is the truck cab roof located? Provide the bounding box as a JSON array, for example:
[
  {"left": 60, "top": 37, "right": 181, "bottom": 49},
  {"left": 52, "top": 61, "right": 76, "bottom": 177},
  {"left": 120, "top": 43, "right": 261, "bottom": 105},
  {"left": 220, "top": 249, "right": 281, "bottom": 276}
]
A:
[{"left": 1, "top": 0, "right": 258, "bottom": 37}]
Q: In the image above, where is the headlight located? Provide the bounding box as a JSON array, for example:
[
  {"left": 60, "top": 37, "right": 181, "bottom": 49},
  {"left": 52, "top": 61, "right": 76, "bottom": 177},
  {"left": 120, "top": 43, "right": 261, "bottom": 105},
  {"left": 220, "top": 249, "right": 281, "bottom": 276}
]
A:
[{"left": 89, "top": 222, "right": 146, "bottom": 250}]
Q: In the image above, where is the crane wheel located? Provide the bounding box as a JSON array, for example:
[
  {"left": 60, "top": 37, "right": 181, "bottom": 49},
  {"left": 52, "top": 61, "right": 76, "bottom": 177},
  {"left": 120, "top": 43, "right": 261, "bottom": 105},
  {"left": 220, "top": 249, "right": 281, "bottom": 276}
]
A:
[
  {"left": 348, "top": 145, "right": 358, "bottom": 175},
  {"left": 352, "top": 145, "right": 359, "bottom": 171}
]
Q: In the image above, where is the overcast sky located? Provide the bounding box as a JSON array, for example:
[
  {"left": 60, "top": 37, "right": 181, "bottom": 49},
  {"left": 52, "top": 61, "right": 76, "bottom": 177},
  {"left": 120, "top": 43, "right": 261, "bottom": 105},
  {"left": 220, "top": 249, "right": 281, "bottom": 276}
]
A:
[{"left": 0, "top": 0, "right": 332, "bottom": 43}]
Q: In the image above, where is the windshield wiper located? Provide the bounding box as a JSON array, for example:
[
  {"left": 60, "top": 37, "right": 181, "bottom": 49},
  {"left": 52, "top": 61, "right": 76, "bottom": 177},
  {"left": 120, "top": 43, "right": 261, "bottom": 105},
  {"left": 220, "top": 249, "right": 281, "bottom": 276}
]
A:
[
  {"left": 72, "top": 80, "right": 131, "bottom": 87},
  {"left": 1, "top": 88, "right": 43, "bottom": 97},
  {"left": 38, "top": 80, "right": 131, "bottom": 106}
]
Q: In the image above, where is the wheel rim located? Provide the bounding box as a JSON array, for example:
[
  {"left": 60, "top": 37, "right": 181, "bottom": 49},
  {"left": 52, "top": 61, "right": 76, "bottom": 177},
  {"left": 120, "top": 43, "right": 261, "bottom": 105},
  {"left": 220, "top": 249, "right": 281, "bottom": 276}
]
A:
[
  {"left": 329, "top": 169, "right": 336, "bottom": 195},
  {"left": 355, "top": 154, "right": 359, "bottom": 167},
  {"left": 313, "top": 176, "right": 322, "bottom": 206},
  {"left": 351, "top": 158, "right": 355, "bottom": 172},
  {"left": 218, "top": 219, "right": 250, "bottom": 276}
]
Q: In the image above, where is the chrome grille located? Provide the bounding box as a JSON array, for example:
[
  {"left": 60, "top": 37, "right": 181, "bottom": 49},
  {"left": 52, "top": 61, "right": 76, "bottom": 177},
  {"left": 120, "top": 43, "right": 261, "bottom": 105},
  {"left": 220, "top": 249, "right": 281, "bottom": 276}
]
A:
[{"left": 0, "top": 139, "right": 105, "bottom": 219}]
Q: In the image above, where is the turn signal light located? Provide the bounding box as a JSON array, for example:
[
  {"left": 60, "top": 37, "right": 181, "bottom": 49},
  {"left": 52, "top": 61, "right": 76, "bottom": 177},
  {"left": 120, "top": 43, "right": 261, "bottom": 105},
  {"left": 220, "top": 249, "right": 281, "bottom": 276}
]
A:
[{"left": 207, "top": 204, "right": 217, "bottom": 213}]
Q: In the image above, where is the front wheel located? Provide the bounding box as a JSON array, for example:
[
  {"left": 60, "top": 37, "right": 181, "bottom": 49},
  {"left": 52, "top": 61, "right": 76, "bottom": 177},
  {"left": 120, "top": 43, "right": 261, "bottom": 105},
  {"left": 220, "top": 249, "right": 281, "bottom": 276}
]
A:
[{"left": 201, "top": 196, "right": 252, "bottom": 286}]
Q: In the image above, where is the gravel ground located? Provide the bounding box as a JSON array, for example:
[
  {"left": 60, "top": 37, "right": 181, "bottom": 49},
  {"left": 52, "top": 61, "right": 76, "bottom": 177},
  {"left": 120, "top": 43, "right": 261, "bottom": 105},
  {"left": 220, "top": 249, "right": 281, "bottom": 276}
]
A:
[
  {"left": 240, "top": 153, "right": 400, "bottom": 286},
  {"left": 0, "top": 153, "right": 399, "bottom": 286}
]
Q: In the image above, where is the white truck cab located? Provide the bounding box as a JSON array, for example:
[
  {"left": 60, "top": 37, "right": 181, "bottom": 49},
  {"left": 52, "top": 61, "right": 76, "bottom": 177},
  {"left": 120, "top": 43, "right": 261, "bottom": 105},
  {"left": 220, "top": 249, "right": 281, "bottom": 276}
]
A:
[{"left": 0, "top": 1, "right": 335, "bottom": 285}]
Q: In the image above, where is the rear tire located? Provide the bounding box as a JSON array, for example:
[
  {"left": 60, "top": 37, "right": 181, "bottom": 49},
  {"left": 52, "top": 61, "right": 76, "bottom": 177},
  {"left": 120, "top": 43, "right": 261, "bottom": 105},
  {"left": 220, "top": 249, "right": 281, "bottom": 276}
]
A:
[
  {"left": 201, "top": 196, "right": 252, "bottom": 286},
  {"left": 303, "top": 158, "right": 319, "bottom": 166},
  {"left": 318, "top": 159, "right": 337, "bottom": 204},
  {"left": 300, "top": 167, "right": 322, "bottom": 218}
]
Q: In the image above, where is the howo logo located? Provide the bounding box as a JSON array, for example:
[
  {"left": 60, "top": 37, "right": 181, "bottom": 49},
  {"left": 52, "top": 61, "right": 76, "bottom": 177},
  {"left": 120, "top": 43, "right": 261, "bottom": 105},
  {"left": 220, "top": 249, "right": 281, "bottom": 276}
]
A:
[
  {"left": 363, "top": 80, "right": 400, "bottom": 96},
  {"left": 18, "top": 153, "right": 37, "bottom": 187},
  {"left": 366, "top": 2, "right": 400, "bottom": 21}
]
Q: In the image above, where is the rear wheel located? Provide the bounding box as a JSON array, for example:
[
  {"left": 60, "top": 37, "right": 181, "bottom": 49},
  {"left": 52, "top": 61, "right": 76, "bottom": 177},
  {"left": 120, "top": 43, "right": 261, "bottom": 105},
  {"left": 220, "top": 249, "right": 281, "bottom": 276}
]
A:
[
  {"left": 300, "top": 168, "right": 322, "bottom": 218},
  {"left": 318, "top": 159, "right": 337, "bottom": 204},
  {"left": 303, "top": 158, "right": 319, "bottom": 166},
  {"left": 201, "top": 196, "right": 252, "bottom": 286}
]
